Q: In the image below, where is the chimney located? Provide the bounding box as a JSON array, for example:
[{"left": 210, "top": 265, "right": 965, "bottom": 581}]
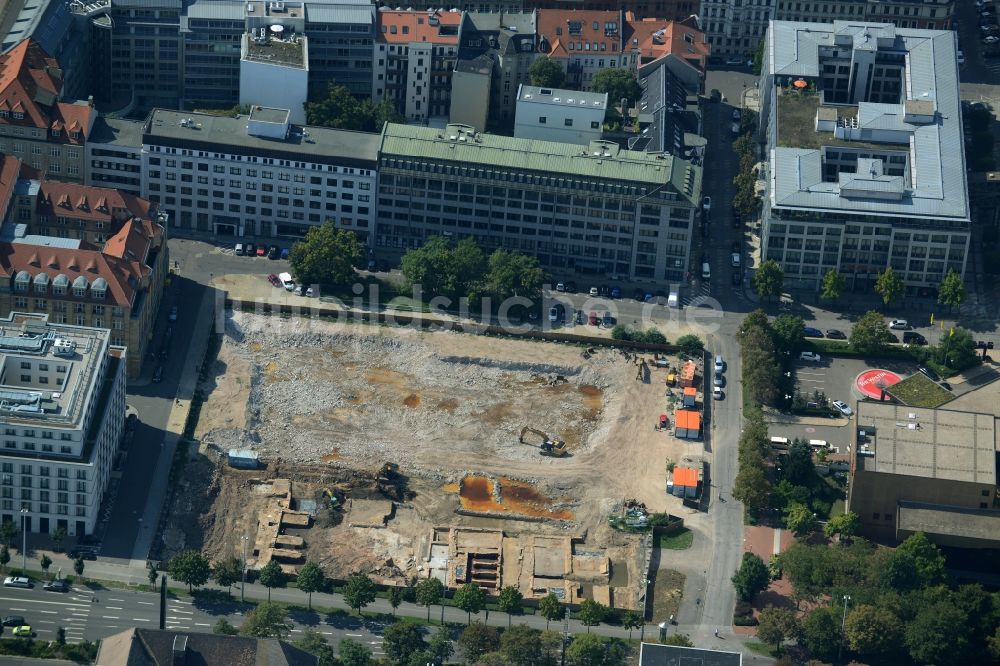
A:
[{"left": 172, "top": 635, "right": 188, "bottom": 666}]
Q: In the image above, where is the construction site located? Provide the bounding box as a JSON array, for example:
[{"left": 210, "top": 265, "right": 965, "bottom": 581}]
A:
[{"left": 161, "top": 311, "right": 706, "bottom": 610}]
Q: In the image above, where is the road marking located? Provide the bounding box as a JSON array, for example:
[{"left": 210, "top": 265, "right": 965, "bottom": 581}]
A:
[
  {"left": 135, "top": 618, "right": 150, "bottom": 622},
  {"left": 321, "top": 631, "right": 333, "bottom": 635},
  {"left": 9, "top": 607, "right": 25, "bottom": 611},
  {"left": 39, "top": 620, "right": 55, "bottom": 625},
  {"left": 106, "top": 606, "right": 123, "bottom": 610},
  {"left": 102, "top": 615, "right": 120, "bottom": 620},
  {"left": 4, "top": 598, "right": 92, "bottom": 609},
  {"left": 137, "top": 601, "right": 154, "bottom": 605},
  {"left": 38, "top": 610, "right": 57, "bottom": 614},
  {"left": 194, "top": 622, "right": 210, "bottom": 627},
  {"left": 291, "top": 629, "right": 302, "bottom": 633},
  {"left": 168, "top": 599, "right": 192, "bottom": 605},
  {"left": 345, "top": 633, "right": 363, "bottom": 637},
  {"left": 109, "top": 598, "right": 125, "bottom": 602}
]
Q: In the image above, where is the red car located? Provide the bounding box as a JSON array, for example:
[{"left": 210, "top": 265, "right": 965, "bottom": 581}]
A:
[
  {"left": 588, "top": 311, "right": 599, "bottom": 326},
  {"left": 267, "top": 273, "right": 281, "bottom": 287},
  {"left": 256, "top": 243, "right": 267, "bottom": 256}
]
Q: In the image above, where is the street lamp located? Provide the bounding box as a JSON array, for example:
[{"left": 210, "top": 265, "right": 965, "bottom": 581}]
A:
[
  {"left": 838, "top": 594, "right": 852, "bottom": 662},
  {"left": 19, "top": 508, "right": 28, "bottom": 573},
  {"left": 240, "top": 535, "right": 249, "bottom": 603}
]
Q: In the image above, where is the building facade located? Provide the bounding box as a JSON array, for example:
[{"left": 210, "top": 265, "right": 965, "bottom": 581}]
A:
[
  {"left": 758, "top": 21, "right": 969, "bottom": 293},
  {"left": 699, "top": 0, "right": 774, "bottom": 57},
  {"left": 239, "top": 33, "right": 310, "bottom": 125},
  {"left": 0, "top": 313, "right": 126, "bottom": 537},
  {"left": 140, "top": 108, "right": 378, "bottom": 241},
  {"left": 1, "top": 0, "right": 92, "bottom": 101},
  {"left": 376, "top": 122, "right": 702, "bottom": 281},
  {"left": 514, "top": 85, "right": 608, "bottom": 144},
  {"left": 86, "top": 117, "right": 144, "bottom": 196},
  {"left": 535, "top": 10, "right": 636, "bottom": 90}
]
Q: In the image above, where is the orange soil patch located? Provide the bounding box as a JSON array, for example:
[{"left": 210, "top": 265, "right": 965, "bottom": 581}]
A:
[{"left": 458, "top": 475, "right": 573, "bottom": 520}]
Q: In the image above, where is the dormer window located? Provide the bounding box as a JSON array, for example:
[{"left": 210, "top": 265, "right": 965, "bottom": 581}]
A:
[
  {"left": 69, "top": 130, "right": 79, "bottom": 140},
  {"left": 51, "top": 128, "right": 60, "bottom": 137},
  {"left": 13, "top": 111, "right": 23, "bottom": 120},
  {"left": 0, "top": 111, "right": 7, "bottom": 119}
]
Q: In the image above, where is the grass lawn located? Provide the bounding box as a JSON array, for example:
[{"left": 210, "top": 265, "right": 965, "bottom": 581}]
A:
[
  {"left": 886, "top": 374, "right": 954, "bottom": 408},
  {"left": 745, "top": 640, "right": 781, "bottom": 657},
  {"left": 649, "top": 569, "right": 686, "bottom": 623},
  {"left": 658, "top": 528, "right": 694, "bottom": 550}
]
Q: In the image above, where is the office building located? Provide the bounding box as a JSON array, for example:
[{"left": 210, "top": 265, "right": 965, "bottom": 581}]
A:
[
  {"left": 0, "top": 39, "right": 96, "bottom": 184},
  {"left": 240, "top": 32, "right": 310, "bottom": 125},
  {"left": 97, "top": 628, "right": 318, "bottom": 666},
  {"left": 698, "top": 0, "right": 773, "bottom": 57},
  {"left": 86, "top": 117, "right": 144, "bottom": 196},
  {"left": 0, "top": 312, "right": 126, "bottom": 537},
  {"left": 181, "top": 0, "right": 246, "bottom": 109},
  {"left": 849, "top": 402, "right": 1000, "bottom": 548},
  {"left": 774, "top": 0, "right": 868, "bottom": 25},
  {"left": 514, "top": 85, "right": 608, "bottom": 145},
  {"left": 631, "top": 57, "right": 702, "bottom": 157},
  {"left": 863, "top": 0, "right": 954, "bottom": 31},
  {"left": 758, "top": 21, "right": 969, "bottom": 292},
  {"left": 1, "top": 0, "right": 91, "bottom": 100},
  {"left": 140, "top": 108, "right": 378, "bottom": 240},
  {"left": 376, "top": 122, "right": 702, "bottom": 281}
]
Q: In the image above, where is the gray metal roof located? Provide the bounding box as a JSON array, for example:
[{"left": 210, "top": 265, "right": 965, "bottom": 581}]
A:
[
  {"left": 1, "top": 0, "right": 73, "bottom": 54},
  {"left": 186, "top": 0, "right": 246, "bottom": 20},
  {"left": 517, "top": 85, "right": 607, "bottom": 110},
  {"left": 766, "top": 20, "right": 969, "bottom": 222},
  {"left": 88, "top": 117, "right": 145, "bottom": 149},
  {"left": 305, "top": 4, "right": 374, "bottom": 24}
]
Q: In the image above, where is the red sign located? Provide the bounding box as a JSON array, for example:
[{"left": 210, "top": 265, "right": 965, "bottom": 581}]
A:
[{"left": 855, "top": 369, "right": 902, "bottom": 400}]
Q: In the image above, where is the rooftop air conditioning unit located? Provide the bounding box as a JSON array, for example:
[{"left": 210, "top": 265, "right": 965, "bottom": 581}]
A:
[{"left": 52, "top": 339, "right": 76, "bottom": 357}]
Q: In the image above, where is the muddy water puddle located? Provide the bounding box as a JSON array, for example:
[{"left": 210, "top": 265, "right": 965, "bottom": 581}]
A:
[{"left": 456, "top": 475, "right": 572, "bottom": 519}]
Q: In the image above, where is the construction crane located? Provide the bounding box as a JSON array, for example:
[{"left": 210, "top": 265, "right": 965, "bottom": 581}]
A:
[{"left": 518, "top": 427, "right": 568, "bottom": 457}]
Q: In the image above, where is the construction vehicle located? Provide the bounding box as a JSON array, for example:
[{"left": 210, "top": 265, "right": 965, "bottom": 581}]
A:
[
  {"left": 518, "top": 427, "right": 568, "bottom": 457},
  {"left": 321, "top": 487, "right": 342, "bottom": 509}
]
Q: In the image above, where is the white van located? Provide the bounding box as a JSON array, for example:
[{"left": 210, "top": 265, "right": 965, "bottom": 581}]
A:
[
  {"left": 278, "top": 271, "right": 295, "bottom": 291},
  {"left": 702, "top": 262, "right": 711, "bottom": 280},
  {"left": 667, "top": 290, "right": 679, "bottom": 308},
  {"left": 235, "top": 242, "right": 244, "bottom": 256}
]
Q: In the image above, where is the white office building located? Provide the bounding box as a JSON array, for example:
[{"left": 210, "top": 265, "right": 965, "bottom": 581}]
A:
[
  {"left": 0, "top": 313, "right": 126, "bottom": 537},
  {"left": 140, "top": 108, "right": 379, "bottom": 241},
  {"left": 513, "top": 85, "right": 608, "bottom": 145}
]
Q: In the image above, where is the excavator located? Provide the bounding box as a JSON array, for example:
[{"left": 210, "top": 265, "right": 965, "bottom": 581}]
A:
[{"left": 518, "top": 427, "right": 568, "bottom": 457}]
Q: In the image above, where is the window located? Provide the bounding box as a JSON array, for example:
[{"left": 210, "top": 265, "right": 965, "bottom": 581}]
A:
[
  {"left": 539, "top": 116, "right": 547, "bottom": 124},
  {"left": 591, "top": 121, "right": 600, "bottom": 129},
  {"left": 564, "top": 119, "right": 573, "bottom": 127}
]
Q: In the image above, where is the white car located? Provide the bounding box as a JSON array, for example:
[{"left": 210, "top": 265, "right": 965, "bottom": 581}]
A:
[
  {"left": 702, "top": 196, "right": 712, "bottom": 211},
  {"left": 730, "top": 122, "right": 741, "bottom": 136},
  {"left": 889, "top": 319, "right": 909, "bottom": 330},
  {"left": 985, "top": 35, "right": 1000, "bottom": 44},
  {"left": 589, "top": 287, "right": 599, "bottom": 296},
  {"left": 713, "top": 386, "right": 724, "bottom": 400},
  {"left": 732, "top": 109, "right": 741, "bottom": 121},
  {"left": 713, "top": 372, "right": 724, "bottom": 387},
  {"left": 3, "top": 577, "right": 30, "bottom": 589},
  {"left": 799, "top": 351, "right": 822, "bottom": 362},
  {"left": 731, "top": 253, "right": 741, "bottom": 268},
  {"left": 832, "top": 400, "right": 853, "bottom": 417}
]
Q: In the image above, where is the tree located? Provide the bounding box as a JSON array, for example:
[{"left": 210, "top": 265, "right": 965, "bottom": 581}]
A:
[
  {"left": 820, "top": 269, "right": 846, "bottom": 302},
  {"left": 896, "top": 531, "right": 947, "bottom": 587},
  {"left": 388, "top": 585, "right": 404, "bottom": 616},
  {"left": 343, "top": 574, "right": 378, "bottom": 616},
  {"left": 402, "top": 235, "right": 486, "bottom": 301},
  {"left": 56, "top": 626, "right": 66, "bottom": 646},
  {"left": 415, "top": 577, "right": 444, "bottom": 622},
  {"left": 73, "top": 555, "right": 85, "bottom": 581},
  {"left": 383, "top": 621, "right": 427, "bottom": 665},
  {"left": 213, "top": 557, "right": 242, "bottom": 596},
  {"left": 663, "top": 633, "right": 694, "bottom": 647},
  {"left": 936, "top": 268, "right": 966, "bottom": 311},
  {"left": 591, "top": 68, "right": 641, "bottom": 108},
  {"left": 771, "top": 314, "right": 805, "bottom": 354},
  {"left": 293, "top": 632, "right": 337, "bottom": 666},
  {"left": 732, "top": 552, "right": 770, "bottom": 602},
  {"left": 288, "top": 220, "right": 364, "bottom": 287},
  {"left": 0, "top": 521, "right": 15, "bottom": 547},
  {"left": 306, "top": 83, "right": 404, "bottom": 132},
  {"left": 988, "top": 625, "right": 1000, "bottom": 661},
  {"left": 241, "top": 601, "right": 291, "bottom": 639},
  {"left": 168, "top": 550, "right": 211, "bottom": 593},
  {"left": 905, "top": 602, "right": 972, "bottom": 665},
  {"left": 753, "top": 260, "right": 784, "bottom": 301},
  {"left": 454, "top": 582, "right": 487, "bottom": 625},
  {"left": 538, "top": 592, "right": 563, "bottom": 630},
  {"left": 213, "top": 618, "right": 239, "bottom": 635},
  {"left": 338, "top": 638, "right": 372, "bottom": 666},
  {"left": 936, "top": 326, "right": 979, "bottom": 371},
  {"left": 823, "top": 511, "right": 860, "bottom": 542},
  {"left": 529, "top": 57, "right": 566, "bottom": 88},
  {"left": 39, "top": 554, "right": 52, "bottom": 579},
  {"left": 798, "top": 606, "right": 840, "bottom": 661},
  {"left": 498, "top": 624, "right": 550, "bottom": 666},
  {"left": 845, "top": 604, "right": 902, "bottom": 657},
  {"left": 426, "top": 626, "right": 454, "bottom": 665},
  {"left": 756, "top": 606, "right": 799, "bottom": 654},
  {"left": 874, "top": 267, "right": 904, "bottom": 307},
  {"left": 49, "top": 527, "right": 67, "bottom": 553},
  {"left": 257, "top": 560, "right": 285, "bottom": 602},
  {"left": 0, "top": 544, "right": 10, "bottom": 573},
  {"left": 737, "top": 309, "right": 772, "bottom": 342},
  {"left": 498, "top": 585, "right": 523, "bottom": 627},
  {"left": 732, "top": 464, "right": 771, "bottom": 516},
  {"left": 783, "top": 502, "right": 817, "bottom": 536},
  {"left": 675, "top": 334, "right": 704, "bottom": 352},
  {"left": 295, "top": 561, "right": 325, "bottom": 610},
  {"left": 621, "top": 610, "right": 643, "bottom": 640},
  {"left": 785, "top": 438, "right": 815, "bottom": 485},
  {"left": 459, "top": 622, "right": 500, "bottom": 662},
  {"left": 147, "top": 562, "right": 159, "bottom": 586},
  {"left": 565, "top": 632, "right": 605, "bottom": 666},
  {"left": 849, "top": 310, "right": 894, "bottom": 354},
  {"left": 577, "top": 598, "right": 607, "bottom": 632},
  {"left": 486, "top": 248, "right": 547, "bottom": 301}
]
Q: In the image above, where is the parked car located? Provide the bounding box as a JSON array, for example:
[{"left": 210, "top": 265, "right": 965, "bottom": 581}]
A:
[
  {"left": 602, "top": 312, "right": 616, "bottom": 327},
  {"left": 267, "top": 273, "right": 281, "bottom": 287},
  {"left": 803, "top": 327, "right": 824, "bottom": 338},
  {"left": 234, "top": 243, "right": 245, "bottom": 255},
  {"left": 69, "top": 547, "right": 97, "bottom": 561},
  {"left": 574, "top": 310, "right": 585, "bottom": 325},
  {"left": 799, "top": 351, "right": 822, "bottom": 362},
  {"left": 984, "top": 35, "right": 999, "bottom": 44},
  {"left": 725, "top": 56, "right": 744, "bottom": 66},
  {"left": 713, "top": 372, "right": 724, "bottom": 387},
  {"left": 731, "top": 252, "right": 741, "bottom": 268},
  {"left": 549, "top": 305, "right": 564, "bottom": 323},
  {"left": 43, "top": 580, "right": 70, "bottom": 593},
  {"left": 1, "top": 616, "right": 25, "bottom": 627},
  {"left": 280, "top": 247, "right": 290, "bottom": 260},
  {"left": 267, "top": 245, "right": 280, "bottom": 259},
  {"left": 243, "top": 238, "right": 254, "bottom": 254},
  {"left": 589, "top": 287, "right": 599, "bottom": 296},
  {"left": 564, "top": 280, "right": 577, "bottom": 293},
  {"left": 610, "top": 286, "right": 621, "bottom": 299},
  {"left": 832, "top": 400, "right": 853, "bottom": 417},
  {"left": 255, "top": 243, "right": 266, "bottom": 256},
  {"left": 12, "top": 626, "right": 32, "bottom": 637},
  {"left": 152, "top": 366, "right": 164, "bottom": 383},
  {"left": 702, "top": 196, "right": 712, "bottom": 211},
  {"left": 903, "top": 331, "right": 927, "bottom": 345},
  {"left": 918, "top": 366, "right": 941, "bottom": 381},
  {"left": 889, "top": 319, "right": 909, "bottom": 330},
  {"left": 732, "top": 109, "right": 741, "bottom": 121},
  {"left": 587, "top": 311, "right": 599, "bottom": 326},
  {"left": 167, "top": 305, "right": 178, "bottom": 322},
  {"left": 715, "top": 355, "right": 725, "bottom": 373},
  {"left": 825, "top": 329, "right": 846, "bottom": 339},
  {"left": 730, "top": 122, "right": 741, "bottom": 136},
  {"left": 633, "top": 288, "right": 645, "bottom": 301},
  {"left": 2, "top": 577, "right": 30, "bottom": 589},
  {"left": 713, "top": 386, "right": 724, "bottom": 400},
  {"left": 556, "top": 282, "right": 566, "bottom": 292}
]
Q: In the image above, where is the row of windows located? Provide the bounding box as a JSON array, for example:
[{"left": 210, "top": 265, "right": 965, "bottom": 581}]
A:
[
  {"left": 0, "top": 464, "right": 85, "bottom": 478},
  {"left": 0, "top": 500, "right": 86, "bottom": 516}
]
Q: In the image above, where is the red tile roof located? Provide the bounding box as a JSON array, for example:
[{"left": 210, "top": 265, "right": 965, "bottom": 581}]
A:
[
  {"left": 0, "top": 39, "right": 94, "bottom": 144},
  {"left": 0, "top": 154, "right": 22, "bottom": 222},
  {"left": 376, "top": 10, "right": 462, "bottom": 45},
  {"left": 674, "top": 409, "right": 701, "bottom": 430},
  {"left": 536, "top": 10, "right": 628, "bottom": 59},
  {"left": 626, "top": 16, "right": 709, "bottom": 69},
  {"left": 673, "top": 467, "right": 698, "bottom": 487},
  {"left": 35, "top": 180, "right": 154, "bottom": 225}
]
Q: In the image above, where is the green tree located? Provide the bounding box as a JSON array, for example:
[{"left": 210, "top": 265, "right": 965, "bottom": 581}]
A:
[
  {"left": 168, "top": 550, "right": 211, "bottom": 593},
  {"left": 498, "top": 585, "right": 523, "bottom": 627},
  {"left": 849, "top": 310, "right": 894, "bottom": 354},
  {"left": 675, "top": 334, "right": 704, "bottom": 352},
  {"left": 294, "top": 631, "right": 337, "bottom": 666},
  {"left": 499, "top": 624, "right": 548, "bottom": 666},
  {"left": 454, "top": 582, "right": 487, "bottom": 625},
  {"left": 305, "top": 83, "right": 403, "bottom": 131},
  {"left": 783, "top": 502, "right": 817, "bottom": 536},
  {"left": 771, "top": 314, "right": 805, "bottom": 354},
  {"left": 663, "top": 633, "right": 694, "bottom": 647},
  {"left": 401, "top": 235, "right": 486, "bottom": 301},
  {"left": 752, "top": 38, "right": 765, "bottom": 74},
  {"left": 257, "top": 560, "right": 285, "bottom": 602},
  {"left": 591, "top": 68, "right": 642, "bottom": 107},
  {"left": 343, "top": 573, "right": 378, "bottom": 616},
  {"left": 785, "top": 438, "right": 814, "bottom": 485},
  {"left": 212, "top": 557, "right": 242, "bottom": 596},
  {"left": 938, "top": 268, "right": 969, "bottom": 310},
  {"left": 73, "top": 555, "right": 85, "bottom": 581},
  {"left": 49, "top": 527, "right": 67, "bottom": 553},
  {"left": 538, "top": 592, "right": 563, "bottom": 630},
  {"left": 874, "top": 267, "right": 904, "bottom": 307},
  {"left": 737, "top": 309, "right": 772, "bottom": 342},
  {"left": 424, "top": 626, "right": 452, "bottom": 665},
  {"left": 845, "top": 604, "right": 902, "bottom": 657},
  {"left": 296, "top": 561, "right": 325, "bottom": 610},
  {"left": 565, "top": 632, "right": 605, "bottom": 666},
  {"left": 0, "top": 521, "right": 15, "bottom": 547},
  {"left": 383, "top": 621, "right": 427, "bottom": 665},
  {"left": 213, "top": 618, "right": 239, "bottom": 635},
  {"left": 936, "top": 326, "right": 979, "bottom": 371},
  {"left": 388, "top": 585, "right": 404, "bottom": 616},
  {"left": 987, "top": 625, "right": 1000, "bottom": 661},
  {"left": 820, "top": 269, "right": 846, "bottom": 302},
  {"left": 896, "top": 531, "right": 947, "bottom": 587},
  {"left": 338, "top": 637, "right": 372, "bottom": 666},
  {"left": 458, "top": 622, "right": 500, "bottom": 663},
  {"left": 529, "top": 57, "right": 566, "bottom": 88},
  {"left": 740, "top": 325, "right": 781, "bottom": 406},
  {"left": 905, "top": 602, "right": 972, "bottom": 665},
  {"left": 577, "top": 598, "right": 607, "bottom": 632},
  {"left": 288, "top": 220, "right": 364, "bottom": 287},
  {"left": 732, "top": 464, "right": 771, "bottom": 516},
  {"left": 753, "top": 260, "right": 784, "bottom": 301},
  {"left": 486, "top": 248, "right": 547, "bottom": 301},
  {"left": 640, "top": 328, "right": 667, "bottom": 344},
  {"left": 415, "top": 577, "right": 444, "bottom": 622},
  {"left": 622, "top": 610, "right": 643, "bottom": 640},
  {"left": 756, "top": 606, "right": 799, "bottom": 654},
  {"left": 56, "top": 626, "right": 66, "bottom": 646},
  {"left": 610, "top": 324, "right": 635, "bottom": 341},
  {"left": 799, "top": 606, "right": 840, "bottom": 661},
  {"left": 39, "top": 554, "right": 52, "bottom": 579},
  {"left": 732, "top": 552, "right": 770, "bottom": 602},
  {"left": 823, "top": 511, "right": 860, "bottom": 541},
  {"left": 147, "top": 562, "right": 158, "bottom": 586},
  {"left": 240, "top": 601, "right": 291, "bottom": 639}
]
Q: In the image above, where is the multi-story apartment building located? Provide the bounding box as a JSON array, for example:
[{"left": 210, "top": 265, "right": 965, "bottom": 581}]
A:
[
  {"left": 104, "top": 0, "right": 183, "bottom": 111},
  {"left": 372, "top": 9, "right": 462, "bottom": 125},
  {"left": 774, "top": 0, "right": 867, "bottom": 25},
  {"left": 0, "top": 312, "right": 126, "bottom": 538},
  {"left": 140, "top": 108, "right": 378, "bottom": 241},
  {"left": 758, "top": 21, "right": 969, "bottom": 293},
  {"left": 0, "top": 39, "right": 96, "bottom": 184},
  {"left": 181, "top": 1, "right": 245, "bottom": 109},
  {"left": 699, "top": 0, "right": 774, "bottom": 57},
  {"left": 376, "top": 122, "right": 702, "bottom": 281},
  {"left": 864, "top": 0, "right": 954, "bottom": 30},
  {"left": 86, "top": 117, "right": 143, "bottom": 196},
  {"left": 387, "top": 0, "right": 699, "bottom": 22},
  {"left": 849, "top": 402, "right": 1000, "bottom": 548},
  {"left": 0, "top": 154, "right": 167, "bottom": 379},
  {"left": 514, "top": 85, "right": 608, "bottom": 144},
  {"left": 535, "top": 10, "right": 635, "bottom": 90}
]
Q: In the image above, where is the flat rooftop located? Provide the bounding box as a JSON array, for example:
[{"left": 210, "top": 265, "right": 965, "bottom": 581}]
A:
[
  {"left": 517, "top": 85, "right": 608, "bottom": 111},
  {"left": 248, "top": 106, "right": 290, "bottom": 124},
  {"left": 856, "top": 402, "right": 997, "bottom": 484},
  {"left": 244, "top": 36, "right": 306, "bottom": 69},
  {"left": 897, "top": 502, "right": 1000, "bottom": 544},
  {"left": 143, "top": 109, "right": 380, "bottom": 169},
  {"left": 86, "top": 116, "right": 144, "bottom": 149}
]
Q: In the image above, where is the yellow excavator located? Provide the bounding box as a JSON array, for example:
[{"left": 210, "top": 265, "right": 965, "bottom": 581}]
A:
[{"left": 519, "top": 427, "right": 568, "bottom": 457}]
